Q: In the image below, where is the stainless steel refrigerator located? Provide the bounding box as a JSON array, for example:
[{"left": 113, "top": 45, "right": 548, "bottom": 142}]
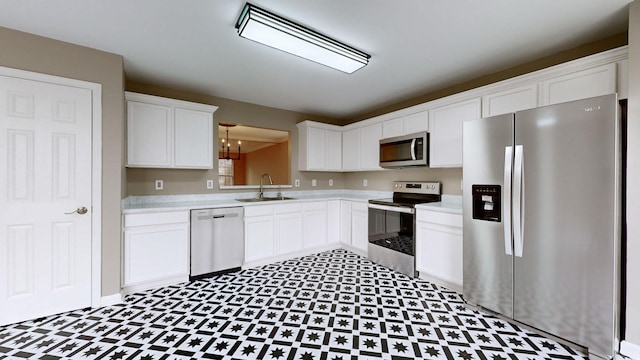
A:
[{"left": 462, "top": 94, "right": 621, "bottom": 358}]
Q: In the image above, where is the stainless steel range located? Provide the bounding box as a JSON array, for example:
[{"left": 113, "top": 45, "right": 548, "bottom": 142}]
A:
[{"left": 367, "top": 181, "right": 442, "bottom": 277}]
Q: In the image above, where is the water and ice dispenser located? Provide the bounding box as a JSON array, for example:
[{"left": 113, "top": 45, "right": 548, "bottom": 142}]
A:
[{"left": 471, "top": 185, "right": 501, "bottom": 222}]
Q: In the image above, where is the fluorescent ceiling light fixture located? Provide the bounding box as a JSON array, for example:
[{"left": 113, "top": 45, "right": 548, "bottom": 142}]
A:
[{"left": 235, "top": 3, "right": 370, "bottom": 74}]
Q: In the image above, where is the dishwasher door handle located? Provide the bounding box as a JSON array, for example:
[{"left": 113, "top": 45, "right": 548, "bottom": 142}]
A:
[{"left": 197, "top": 213, "right": 240, "bottom": 220}]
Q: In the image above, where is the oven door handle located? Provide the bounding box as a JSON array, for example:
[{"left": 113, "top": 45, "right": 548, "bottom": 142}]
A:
[{"left": 368, "top": 203, "right": 415, "bottom": 214}]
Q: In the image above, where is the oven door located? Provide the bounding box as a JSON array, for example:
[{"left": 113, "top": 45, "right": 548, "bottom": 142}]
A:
[{"left": 367, "top": 203, "right": 416, "bottom": 277}]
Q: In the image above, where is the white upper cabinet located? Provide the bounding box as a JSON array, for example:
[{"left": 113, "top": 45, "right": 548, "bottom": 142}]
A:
[
  {"left": 297, "top": 121, "right": 342, "bottom": 171},
  {"left": 299, "top": 48, "right": 625, "bottom": 172},
  {"left": 541, "top": 63, "right": 616, "bottom": 106},
  {"left": 359, "top": 122, "right": 383, "bottom": 170},
  {"left": 482, "top": 84, "right": 539, "bottom": 117},
  {"left": 341, "top": 122, "right": 382, "bottom": 171},
  {"left": 127, "top": 101, "right": 172, "bottom": 167},
  {"left": 382, "top": 110, "right": 429, "bottom": 138},
  {"left": 126, "top": 92, "right": 218, "bottom": 169},
  {"left": 429, "top": 98, "right": 481, "bottom": 168},
  {"left": 341, "top": 127, "right": 361, "bottom": 171}
]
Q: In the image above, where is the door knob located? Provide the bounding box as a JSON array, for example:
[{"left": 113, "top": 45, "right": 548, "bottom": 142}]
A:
[{"left": 66, "top": 207, "right": 88, "bottom": 215}]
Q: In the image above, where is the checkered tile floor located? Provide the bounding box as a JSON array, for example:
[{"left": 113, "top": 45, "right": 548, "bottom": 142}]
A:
[{"left": 0, "top": 249, "right": 587, "bottom": 359}]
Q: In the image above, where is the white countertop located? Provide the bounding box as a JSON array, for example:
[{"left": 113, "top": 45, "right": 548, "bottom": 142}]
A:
[
  {"left": 122, "top": 189, "right": 391, "bottom": 214},
  {"left": 415, "top": 195, "right": 463, "bottom": 214},
  {"left": 122, "top": 190, "right": 464, "bottom": 215}
]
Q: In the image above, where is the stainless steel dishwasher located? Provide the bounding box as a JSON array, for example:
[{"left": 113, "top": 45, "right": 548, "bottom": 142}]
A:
[{"left": 190, "top": 207, "right": 244, "bottom": 280}]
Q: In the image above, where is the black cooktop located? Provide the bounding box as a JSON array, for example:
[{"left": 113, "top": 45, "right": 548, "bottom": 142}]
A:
[
  {"left": 369, "top": 193, "right": 441, "bottom": 208},
  {"left": 369, "top": 181, "right": 442, "bottom": 208}
]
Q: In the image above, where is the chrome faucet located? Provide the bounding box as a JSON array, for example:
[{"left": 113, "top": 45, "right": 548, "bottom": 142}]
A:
[{"left": 259, "top": 173, "right": 273, "bottom": 199}]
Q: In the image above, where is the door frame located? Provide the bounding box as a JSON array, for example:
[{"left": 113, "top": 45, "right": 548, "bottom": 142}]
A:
[{"left": 0, "top": 66, "right": 103, "bottom": 307}]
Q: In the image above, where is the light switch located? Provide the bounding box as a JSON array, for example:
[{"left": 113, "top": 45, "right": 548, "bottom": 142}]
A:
[
  {"left": 295, "top": 179, "right": 300, "bottom": 187},
  {"left": 312, "top": 179, "right": 317, "bottom": 187},
  {"left": 363, "top": 179, "right": 368, "bottom": 187}
]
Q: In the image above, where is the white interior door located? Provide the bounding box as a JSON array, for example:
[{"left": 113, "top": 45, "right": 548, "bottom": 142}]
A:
[{"left": 0, "top": 74, "right": 93, "bottom": 325}]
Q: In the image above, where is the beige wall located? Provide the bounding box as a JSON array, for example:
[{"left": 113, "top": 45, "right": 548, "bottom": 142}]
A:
[
  {"left": 344, "top": 168, "right": 462, "bottom": 194},
  {"left": 0, "top": 26, "right": 125, "bottom": 297},
  {"left": 625, "top": 0, "right": 640, "bottom": 349}
]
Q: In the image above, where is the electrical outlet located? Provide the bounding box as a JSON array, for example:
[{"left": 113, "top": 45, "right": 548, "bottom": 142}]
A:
[
  {"left": 329, "top": 179, "right": 334, "bottom": 187},
  {"left": 295, "top": 179, "right": 300, "bottom": 187},
  {"left": 312, "top": 179, "right": 317, "bottom": 187},
  {"left": 207, "top": 180, "right": 214, "bottom": 189},
  {"left": 363, "top": 179, "right": 368, "bottom": 187},
  {"left": 155, "top": 179, "right": 163, "bottom": 190}
]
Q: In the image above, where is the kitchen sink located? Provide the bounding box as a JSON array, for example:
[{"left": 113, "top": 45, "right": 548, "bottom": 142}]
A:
[{"left": 236, "top": 197, "right": 296, "bottom": 202}]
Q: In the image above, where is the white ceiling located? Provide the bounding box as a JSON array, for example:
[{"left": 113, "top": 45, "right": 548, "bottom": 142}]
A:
[{"left": 0, "top": 0, "right": 632, "bottom": 120}]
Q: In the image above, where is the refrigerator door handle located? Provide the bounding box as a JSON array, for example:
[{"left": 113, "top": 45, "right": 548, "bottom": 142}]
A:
[
  {"left": 513, "top": 145, "right": 525, "bottom": 257},
  {"left": 503, "top": 146, "right": 513, "bottom": 256},
  {"left": 410, "top": 139, "right": 417, "bottom": 160}
]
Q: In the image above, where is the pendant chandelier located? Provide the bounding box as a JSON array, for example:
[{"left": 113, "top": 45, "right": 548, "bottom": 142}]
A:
[{"left": 220, "top": 123, "right": 241, "bottom": 160}]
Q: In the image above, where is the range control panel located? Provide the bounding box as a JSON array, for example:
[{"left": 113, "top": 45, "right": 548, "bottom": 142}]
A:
[
  {"left": 472, "top": 185, "right": 501, "bottom": 222},
  {"left": 393, "top": 181, "right": 441, "bottom": 195}
]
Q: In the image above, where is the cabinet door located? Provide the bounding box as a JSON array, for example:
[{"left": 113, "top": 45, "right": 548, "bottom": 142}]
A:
[
  {"left": 351, "top": 203, "right": 368, "bottom": 253},
  {"left": 339, "top": 201, "right": 352, "bottom": 246},
  {"left": 244, "top": 215, "right": 275, "bottom": 262},
  {"left": 306, "top": 126, "right": 326, "bottom": 170},
  {"left": 359, "top": 123, "right": 382, "bottom": 170},
  {"left": 542, "top": 63, "right": 616, "bottom": 105},
  {"left": 325, "top": 129, "right": 342, "bottom": 171},
  {"left": 123, "top": 223, "right": 189, "bottom": 286},
  {"left": 275, "top": 212, "right": 303, "bottom": 255},
  {"left": 416, "top": 221, "right": 463, "bottom": 289},
  {"left": 303, "top": 202, "right": 328, "bottom": 249},
  {"left": 342, "top": 128, "right": 360, "bottom": 171},
  {"left": 327, "top": 200, "right": 341, "bottom": 244},
  {"left": 174, "top": 107, "right": 213, "bottom": 169},
  {"left": 403, "top": 111, "right": 429, "bottom": 134},
  {"left": 127, "top": 101, "right": 172, "bottom": 167},
  {"left": 382, "top": 118, "right": 403, "bottom": 138},
  {"left": 482, "top": 84, "right": 538, "bottom": 117},
  {"left": 429, "top": 98, "right": 481, "bottom": 167}
]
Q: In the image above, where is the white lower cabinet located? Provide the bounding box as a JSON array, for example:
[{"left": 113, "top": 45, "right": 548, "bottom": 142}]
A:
[
  {"left": 244, "top": 205, "right": 276, "bottom": 263},
  {"left": 327, "top": 200, "right": 341, "bottom": 244},
  {"left": 275, "top": 203, "right": 303, "bottom": 256},
  {"left": 416, "top": 209, "right": 463, "bottom": 292},
  {"left": 350, "top": 201, "right": 369, "bottom": 254},
  {"left": 244, "top": 200, "right": 338, "bottom": 266},
  {"left": 339, "top": 201, "right": 352, "bottom": 246},
  {"left": 122, "top": 211, "right": 189, "bottom": 293},
  {"left": 303, "top": 201, "right": 328, "bottom": 249}
]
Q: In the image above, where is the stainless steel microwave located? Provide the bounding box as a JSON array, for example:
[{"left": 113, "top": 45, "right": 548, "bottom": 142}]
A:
[{"left": 379, "top": 132, "right": 429, "bottom": 168}]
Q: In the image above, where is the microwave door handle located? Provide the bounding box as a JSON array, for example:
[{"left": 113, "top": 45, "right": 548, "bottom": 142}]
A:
[{"left": 410, "top": 139, "right": 417, "bottom": 160}]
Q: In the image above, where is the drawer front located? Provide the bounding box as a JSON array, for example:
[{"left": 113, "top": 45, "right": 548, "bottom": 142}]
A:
[
  {"left": 244, "top": 205, "right": 275, "bottom": 217},
  {"left": 351, "top": 201, "right": 368, "bottom": 212},
  {"left": 303, "top": 201, "right": 327, "bottom": 211},
  {"left": 275, "top": 202, "right": 303, "bottom": 214},
  {"left": 417, "top": 210, "right": 462, "bottom": 228},
  {"left": 125, "top": 211, "right": 189, "bottom": 228}
]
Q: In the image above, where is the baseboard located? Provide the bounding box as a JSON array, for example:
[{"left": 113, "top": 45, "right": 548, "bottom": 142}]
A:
[
  {"left": 620, "top": 340, "right": 640, "bottom": 359},
  {"left": 243, "top": 244, "right": 343, "bottom": 269},
  {"left": 417, "top": 271, "right": 463, "bottom": 293},
  {"left": 100, "top": 293, "right": 123, "bottom": 307}
]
